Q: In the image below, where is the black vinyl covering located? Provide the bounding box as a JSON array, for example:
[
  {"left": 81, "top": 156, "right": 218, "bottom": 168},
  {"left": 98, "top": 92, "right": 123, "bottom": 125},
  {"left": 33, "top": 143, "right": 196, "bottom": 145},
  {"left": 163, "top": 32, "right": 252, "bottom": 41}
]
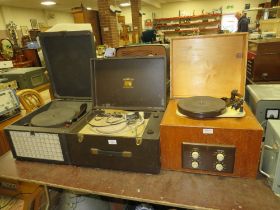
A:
[
  {"left": 92, "top": 57, "right": 166, "bottom": 111},
  {"left": 39, "top": 31, "right": 95, "bottom": 99}
]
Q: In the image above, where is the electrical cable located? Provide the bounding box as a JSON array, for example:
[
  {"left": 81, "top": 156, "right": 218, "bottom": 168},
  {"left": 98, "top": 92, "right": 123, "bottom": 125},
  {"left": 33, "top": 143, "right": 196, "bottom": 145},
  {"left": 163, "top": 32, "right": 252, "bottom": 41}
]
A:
[{"left": 88, "top": 111, "right": 145, "bottom": 136}]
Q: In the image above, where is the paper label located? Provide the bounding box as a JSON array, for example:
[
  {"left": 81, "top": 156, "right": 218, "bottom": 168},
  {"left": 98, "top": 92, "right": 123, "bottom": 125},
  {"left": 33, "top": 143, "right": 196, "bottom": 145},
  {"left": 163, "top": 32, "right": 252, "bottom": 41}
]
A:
[
  {"left": 108, "top": 139, "right": 117, "bottom": 145},
  {"left": 203, "top": 128, "right": 213, "bottom": 134}
]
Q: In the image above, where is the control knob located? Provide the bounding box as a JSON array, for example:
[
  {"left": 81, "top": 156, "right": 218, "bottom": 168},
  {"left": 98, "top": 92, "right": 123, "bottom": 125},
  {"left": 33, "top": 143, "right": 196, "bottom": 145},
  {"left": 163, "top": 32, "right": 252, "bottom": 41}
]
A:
[
  {"left": 215, "top": 163, "right": 224, "bottom": 172},
  {"left": 191, "top": 161, "right": 199, "bottom": 169},
  {"left": 216, "top": 153, "right": 225, "bottom": 162},
  {"left": 191, "top": 151, "right": 199, "bottom": 160}
]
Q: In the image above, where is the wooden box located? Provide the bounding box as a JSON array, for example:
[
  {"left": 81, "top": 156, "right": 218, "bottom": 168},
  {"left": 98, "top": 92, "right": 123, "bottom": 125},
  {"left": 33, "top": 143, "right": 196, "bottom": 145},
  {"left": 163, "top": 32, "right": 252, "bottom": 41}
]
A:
[{"left": 160, "top": 33, "right": 263, "bottom": 178}]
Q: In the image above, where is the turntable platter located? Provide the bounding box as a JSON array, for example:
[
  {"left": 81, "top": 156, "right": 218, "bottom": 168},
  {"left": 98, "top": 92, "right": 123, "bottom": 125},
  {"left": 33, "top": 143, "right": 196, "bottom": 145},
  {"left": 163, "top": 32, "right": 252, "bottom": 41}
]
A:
[
  {"left": 177, "top": 96, "right": 226, "bottom": 119},
  {"left": 31, "top": 108, "right": 76, "bottom": 127}
]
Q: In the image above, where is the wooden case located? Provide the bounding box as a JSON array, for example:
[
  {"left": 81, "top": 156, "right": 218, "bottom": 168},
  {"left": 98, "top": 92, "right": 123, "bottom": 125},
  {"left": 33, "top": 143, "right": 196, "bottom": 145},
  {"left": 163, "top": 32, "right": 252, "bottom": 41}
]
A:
[{"left": 161, "top": 33, "right": 263, "bottom": 178}]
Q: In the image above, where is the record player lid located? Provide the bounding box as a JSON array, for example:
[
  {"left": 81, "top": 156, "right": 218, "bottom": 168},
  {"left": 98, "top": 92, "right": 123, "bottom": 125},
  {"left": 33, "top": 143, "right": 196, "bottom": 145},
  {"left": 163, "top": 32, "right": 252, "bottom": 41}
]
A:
[
  {"left": 92, "top": 56, "right": 166, "bottom": 111},
  {"left": 170, "top": 33, "right": 247, "bottom": 99},
  {"left": 39, "top": 31, "right": 95, "bottom": 100}
]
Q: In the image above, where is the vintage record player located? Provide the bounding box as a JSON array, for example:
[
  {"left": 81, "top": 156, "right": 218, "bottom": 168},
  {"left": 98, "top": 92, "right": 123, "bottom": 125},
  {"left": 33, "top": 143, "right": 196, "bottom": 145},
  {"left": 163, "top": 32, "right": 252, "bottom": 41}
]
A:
[
  {"left": 160, "top": 33, "right": 263, "bottom": 178},
  {"left": 67, "top": 56, "right": 166, "bottom": 174},
  {"left": 4, "top": 30, "right": 96, "bottom": 164}
]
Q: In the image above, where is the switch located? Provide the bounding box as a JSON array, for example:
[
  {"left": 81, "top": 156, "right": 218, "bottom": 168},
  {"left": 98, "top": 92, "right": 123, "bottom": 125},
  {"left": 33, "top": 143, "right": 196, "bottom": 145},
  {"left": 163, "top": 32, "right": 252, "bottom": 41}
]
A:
[
  {"left": 215, "top": 163, "right": 224, "bottom": 171},
  {"left": 216, "top": 153, "right": 225, "bottom": 162},
  {"left": 191, "top": 151, "right": 199, "bottom": 160},
  {"left": 191, "top": 161, "right": 199, "bottom": 169}
]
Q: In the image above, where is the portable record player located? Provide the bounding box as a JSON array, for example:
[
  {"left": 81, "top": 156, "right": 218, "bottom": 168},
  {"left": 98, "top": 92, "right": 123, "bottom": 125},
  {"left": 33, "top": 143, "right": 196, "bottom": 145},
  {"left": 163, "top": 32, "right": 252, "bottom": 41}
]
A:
[
  {"left": 67, "top": 56, "right": 166, "bottom": 174},
  {"left": 160, "top": 33, "right": 263, "bottom": 178},
  {"left": 4, "top": 30, "right": 96, "bottom": 164}
]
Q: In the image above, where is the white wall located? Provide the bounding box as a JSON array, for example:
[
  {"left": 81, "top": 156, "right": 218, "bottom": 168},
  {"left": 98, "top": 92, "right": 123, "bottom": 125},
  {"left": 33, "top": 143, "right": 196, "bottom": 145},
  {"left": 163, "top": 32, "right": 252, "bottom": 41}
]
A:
[{"left": 0, "top": 6, "right": 74, "bottom": 30}]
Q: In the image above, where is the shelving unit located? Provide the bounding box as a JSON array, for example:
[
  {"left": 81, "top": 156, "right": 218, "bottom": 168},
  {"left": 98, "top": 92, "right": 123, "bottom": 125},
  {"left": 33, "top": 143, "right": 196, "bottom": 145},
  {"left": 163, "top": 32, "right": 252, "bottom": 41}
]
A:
[{"left": 154, "top": 13, "right": 222, "bottom": 36}]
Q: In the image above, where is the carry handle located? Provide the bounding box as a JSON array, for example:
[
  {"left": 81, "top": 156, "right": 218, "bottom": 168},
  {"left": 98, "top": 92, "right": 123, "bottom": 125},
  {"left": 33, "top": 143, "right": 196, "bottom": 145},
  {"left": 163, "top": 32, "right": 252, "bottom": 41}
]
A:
[
  {"left": 259, "top": 144, "right": 278, "bottom": 178},
  {"left": 90, "top": 148, "right": 132, "bottom": 158}
]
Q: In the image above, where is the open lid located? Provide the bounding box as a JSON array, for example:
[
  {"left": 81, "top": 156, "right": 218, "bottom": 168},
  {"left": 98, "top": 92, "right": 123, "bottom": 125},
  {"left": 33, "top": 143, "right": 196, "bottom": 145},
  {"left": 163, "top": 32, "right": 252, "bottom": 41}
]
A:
[
  {"left": 170, "top": 33, "right": 248, "bottom": 99},
  {"left": 92, "top": 56, "right": 166, "bottom": 111},
  {"left": 39, "top": 31, "right": 95, "bottom": 99}
]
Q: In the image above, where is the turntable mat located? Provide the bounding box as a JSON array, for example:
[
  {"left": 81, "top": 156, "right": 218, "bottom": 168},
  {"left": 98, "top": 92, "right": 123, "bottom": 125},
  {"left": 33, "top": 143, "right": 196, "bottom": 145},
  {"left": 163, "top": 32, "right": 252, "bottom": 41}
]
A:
[
  {"left": 177, "top": 96, "right": 226, "bottom": 118},
  {"left": 31, "top": 108, "right": 76, "bottom": 127}
]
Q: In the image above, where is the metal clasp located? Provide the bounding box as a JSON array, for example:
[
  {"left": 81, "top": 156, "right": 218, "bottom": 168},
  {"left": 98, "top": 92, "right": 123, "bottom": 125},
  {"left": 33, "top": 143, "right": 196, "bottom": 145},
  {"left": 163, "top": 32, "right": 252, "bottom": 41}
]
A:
[
  {"left": 77, "top": 134, "right": 84, "bottom": 143},
  {"left": 136, "top": 137, "right": 142, "bottom": 146}
]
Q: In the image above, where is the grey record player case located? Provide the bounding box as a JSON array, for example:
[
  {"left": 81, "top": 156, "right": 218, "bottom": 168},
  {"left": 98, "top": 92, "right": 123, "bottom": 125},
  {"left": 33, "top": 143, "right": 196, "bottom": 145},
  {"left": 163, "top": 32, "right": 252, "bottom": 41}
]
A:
[
  {"left": 4, "top": 30, "right": 96, "bottom": 164},
  {"left": 67, "top": 56, "right": 166, "bottom": 174}
]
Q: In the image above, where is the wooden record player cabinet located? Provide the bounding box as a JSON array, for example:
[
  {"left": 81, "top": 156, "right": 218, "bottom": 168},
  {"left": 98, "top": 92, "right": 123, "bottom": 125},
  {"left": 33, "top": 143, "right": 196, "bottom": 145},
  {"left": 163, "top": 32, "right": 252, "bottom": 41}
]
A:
[{"left": 160, "top": 34, "right": 263, "bottom": 178}]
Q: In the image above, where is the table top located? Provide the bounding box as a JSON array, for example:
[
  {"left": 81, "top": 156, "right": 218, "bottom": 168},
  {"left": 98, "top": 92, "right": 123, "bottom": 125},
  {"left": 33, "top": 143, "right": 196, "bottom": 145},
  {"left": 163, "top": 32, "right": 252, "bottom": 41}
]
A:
[{"left": 0, "top": 152, "right": 279, "bottom": 210}]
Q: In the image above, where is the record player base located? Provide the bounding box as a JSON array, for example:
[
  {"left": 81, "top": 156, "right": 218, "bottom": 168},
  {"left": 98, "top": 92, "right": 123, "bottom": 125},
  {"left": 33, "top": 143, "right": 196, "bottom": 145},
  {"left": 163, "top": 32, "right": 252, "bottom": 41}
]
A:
[{"left": 160, "top": 100, "right": 263, "bottom": 178}]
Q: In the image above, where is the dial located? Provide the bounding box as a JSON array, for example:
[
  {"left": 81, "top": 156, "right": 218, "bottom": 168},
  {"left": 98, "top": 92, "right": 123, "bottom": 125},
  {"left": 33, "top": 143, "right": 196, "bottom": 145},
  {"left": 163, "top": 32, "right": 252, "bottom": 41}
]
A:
[
  {"left": 216, "top": 163, "right": 224, "bottom": 171},
  {"left": 216, "top": 153, "right": 225, "bottom": 162},
  {"left": 191, "top": 161, "right": 199, "bottom": 169},
  {"left": 191, "top": 151, "right": 199, "bottom": 160},
  {"left": 266, "top": 109, "right": 279, "bottom": 119}
]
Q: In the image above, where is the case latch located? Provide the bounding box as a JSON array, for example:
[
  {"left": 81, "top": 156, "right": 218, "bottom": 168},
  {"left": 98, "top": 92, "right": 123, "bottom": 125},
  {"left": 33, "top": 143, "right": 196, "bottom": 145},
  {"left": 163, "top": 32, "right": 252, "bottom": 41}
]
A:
[
  {"left": 77, "top": 134, "right": 84, "bottom": 143},
  {"left": 136, "top": 137, "right": 142, "bottom": 146}
]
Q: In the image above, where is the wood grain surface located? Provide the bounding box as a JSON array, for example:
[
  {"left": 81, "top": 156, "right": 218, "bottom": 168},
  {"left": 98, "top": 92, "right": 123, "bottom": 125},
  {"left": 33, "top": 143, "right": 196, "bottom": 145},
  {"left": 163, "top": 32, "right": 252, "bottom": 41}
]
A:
[
  {"left": 170, "top": 33, "right": 248, "bottom": 99},
  {"left": 0, "top": 152, "right": 279, "bottom": 210}
]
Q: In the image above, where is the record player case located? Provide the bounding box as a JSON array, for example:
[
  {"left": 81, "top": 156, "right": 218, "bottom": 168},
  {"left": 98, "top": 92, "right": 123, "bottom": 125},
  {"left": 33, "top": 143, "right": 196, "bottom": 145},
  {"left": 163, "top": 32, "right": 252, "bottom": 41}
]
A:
[
  {"left": 4, "top": 31, "right": 96, "bottom": 164},
  {"left": 67, "top": 56, "right": 166, "bottom": 174},
  {"left": 160, "top": 33, "right": 263, "bottom": 178}
]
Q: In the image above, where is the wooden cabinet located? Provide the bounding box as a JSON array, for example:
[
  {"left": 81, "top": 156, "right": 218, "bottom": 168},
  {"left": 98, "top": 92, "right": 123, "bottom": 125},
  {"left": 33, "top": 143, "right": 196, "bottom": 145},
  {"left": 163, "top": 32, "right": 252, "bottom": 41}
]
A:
[
  {"left": 72, "top": 8, "right": 102, "bottom": 46},
  {"left": 247, "top": 38, "right": 280, "bottom": 82}
]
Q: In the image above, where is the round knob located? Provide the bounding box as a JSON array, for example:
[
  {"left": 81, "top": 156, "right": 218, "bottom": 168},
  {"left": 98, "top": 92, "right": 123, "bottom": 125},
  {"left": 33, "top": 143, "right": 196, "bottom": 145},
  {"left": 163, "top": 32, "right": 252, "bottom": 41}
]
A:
[
  {"left": 191, "top": 161, "right": 199, "bottom": 169},
  {"left": 216, "top": 153, "right": 225, "bottom": 162},
  {"left": 216, "top": 163, "right": 224, "bottom": 171},
  {"left": 191, "top": 151, "right": 199, "bottom": 160}
]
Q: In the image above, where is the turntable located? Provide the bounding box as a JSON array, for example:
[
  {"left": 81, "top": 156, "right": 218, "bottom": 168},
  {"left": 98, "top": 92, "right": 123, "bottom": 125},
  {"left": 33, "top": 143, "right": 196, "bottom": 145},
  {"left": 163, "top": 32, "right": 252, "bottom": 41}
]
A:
[
  {"left": 4, "top": 30, "right": 96, "bottom": 164},
  {"left": 160, "top": 33, "right": 263, "bottom": 178},
  {"left": 68, "top": 56, "right": 166, "bottom": 174}
]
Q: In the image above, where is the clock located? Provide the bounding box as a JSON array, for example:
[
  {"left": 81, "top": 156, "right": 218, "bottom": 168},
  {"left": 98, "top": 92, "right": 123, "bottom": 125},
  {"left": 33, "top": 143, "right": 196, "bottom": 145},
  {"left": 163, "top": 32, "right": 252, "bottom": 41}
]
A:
[{"left": 0, "top": 39, "right": 14, "bottom": 60}]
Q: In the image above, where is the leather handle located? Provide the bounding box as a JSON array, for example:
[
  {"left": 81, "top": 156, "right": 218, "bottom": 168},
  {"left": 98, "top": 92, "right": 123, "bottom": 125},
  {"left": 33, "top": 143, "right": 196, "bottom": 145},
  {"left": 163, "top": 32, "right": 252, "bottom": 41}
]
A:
[{"left": 90, "top": 148, "right": 132, "bottom": 158}]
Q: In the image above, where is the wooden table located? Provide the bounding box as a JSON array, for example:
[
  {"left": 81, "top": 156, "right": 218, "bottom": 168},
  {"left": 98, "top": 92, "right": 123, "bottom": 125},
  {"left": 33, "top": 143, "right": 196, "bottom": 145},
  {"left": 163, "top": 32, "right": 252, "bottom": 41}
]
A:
[{"left": 0, "top": 152, "right": 279, "bottom": 210}]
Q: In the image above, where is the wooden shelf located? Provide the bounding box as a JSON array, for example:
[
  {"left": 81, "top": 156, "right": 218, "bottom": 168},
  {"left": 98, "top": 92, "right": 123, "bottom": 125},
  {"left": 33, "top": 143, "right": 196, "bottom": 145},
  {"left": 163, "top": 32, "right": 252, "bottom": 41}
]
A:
[
  {"left": 154, "top": 13, "right": 221, "bottom": 37},
  {"left": 154, "top": 13, "right": 222, "bottom": 22},
  {"left": 155, "top": 20, "right": 220, "bottom": 29},
  {"left": 162, "top": 27, "right": 219, "bottom": 35}
]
